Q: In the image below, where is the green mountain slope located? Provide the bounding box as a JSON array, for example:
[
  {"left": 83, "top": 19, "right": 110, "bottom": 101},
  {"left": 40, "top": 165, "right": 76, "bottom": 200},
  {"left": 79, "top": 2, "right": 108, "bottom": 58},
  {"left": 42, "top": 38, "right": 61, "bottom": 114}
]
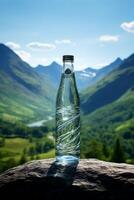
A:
[
  {"left": 81, "top": 53, "right": 134, "bottom": 159},
  {"left": 0, "top": 44, "right": 55, "bottom": 122},
  {"left": 81, "top": 53, "right": 134, "bottom": 114}
]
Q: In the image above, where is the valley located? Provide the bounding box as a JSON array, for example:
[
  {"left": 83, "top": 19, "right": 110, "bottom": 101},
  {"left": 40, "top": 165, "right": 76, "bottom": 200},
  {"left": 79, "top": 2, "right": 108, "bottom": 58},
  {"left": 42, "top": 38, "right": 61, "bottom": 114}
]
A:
[{"left": 0, "top": 43, "right": 134, "bottom": 173}]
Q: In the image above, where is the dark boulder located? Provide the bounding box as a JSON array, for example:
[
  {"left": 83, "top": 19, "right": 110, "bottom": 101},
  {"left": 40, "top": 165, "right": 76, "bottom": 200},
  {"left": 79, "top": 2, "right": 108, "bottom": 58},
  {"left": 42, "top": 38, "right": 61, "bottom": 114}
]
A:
[{"left": 0, "top": 159, "right": 134, "bottom": 199}]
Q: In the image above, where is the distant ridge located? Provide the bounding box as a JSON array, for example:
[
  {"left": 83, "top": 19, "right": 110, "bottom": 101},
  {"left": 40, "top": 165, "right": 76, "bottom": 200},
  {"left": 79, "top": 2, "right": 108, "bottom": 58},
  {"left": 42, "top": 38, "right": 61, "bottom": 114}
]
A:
[
  {"left": 0, "top": 43, "right": 55, "bottom": 122},
  {"left": 81, "top": 53, "right": 134, "bottom": 114},
  {"left": 35, "top": 58, "right": 122, "bottom": 91}
]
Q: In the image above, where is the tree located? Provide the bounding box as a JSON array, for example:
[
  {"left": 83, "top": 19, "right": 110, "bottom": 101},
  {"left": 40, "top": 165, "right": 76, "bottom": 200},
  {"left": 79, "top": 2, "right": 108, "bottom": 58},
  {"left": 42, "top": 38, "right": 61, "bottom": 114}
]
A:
[
  {"left": 28, "top": 146, "right": 35, "bottom": 156},
  {"left": 102, "top": 143, "right": 109, "bottom": 159},
  {"left": 19, "top": 148, "right": 27, "bottom": 164},
  {"left": 35, "top": 142, "right": 43, "bottom": 154},
  {"left": 28, "top": 135, "right": 33, "bottom": 143},
  {"left": 111, "top": 137, "right": 126, "bottom": 163},
  {"left": 84, "top": 139, "right": 103, "bottom": 159},
  {"left": 40, "top": 126, "right": 48, "bottom": 133},
  {"left": 0, "top": 136, "right": 5, "bottom": 147},
  {"left": 7, "top": 157, "right": 17, "bottom": 167},
  {"left": 43, "top": 138, "right": 54, "bottom": 153},
  {"left": 35, "top": 155, "right": 40, "bottom": 160},
  {"left": 31, "top": 128, "right": 43, "bottom": 138}
]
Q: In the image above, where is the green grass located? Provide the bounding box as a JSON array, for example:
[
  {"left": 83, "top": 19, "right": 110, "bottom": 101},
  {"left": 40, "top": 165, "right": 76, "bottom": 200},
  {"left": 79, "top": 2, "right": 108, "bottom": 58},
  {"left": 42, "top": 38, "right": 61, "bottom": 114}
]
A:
[
  {"left": 115, "top": 118, "right": 134, "bottom": 132},
  {"left": 0, "top": 138, "right": 28, "bottom": 159},
  {"left": 0, "top": 137, "right": 55, "bottom": 173},
  {"left": 5, "top": 138, "right": 29, "bottom": 151},
  {"left": 37, "top": 149, "right": 55, "bottom": 159}
]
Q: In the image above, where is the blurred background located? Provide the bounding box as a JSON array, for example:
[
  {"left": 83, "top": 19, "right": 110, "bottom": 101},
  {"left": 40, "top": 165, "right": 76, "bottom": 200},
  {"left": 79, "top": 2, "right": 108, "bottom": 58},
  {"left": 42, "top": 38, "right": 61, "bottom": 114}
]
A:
[{"left": 0, "top": 0, "right": 134, "bottom": 173}]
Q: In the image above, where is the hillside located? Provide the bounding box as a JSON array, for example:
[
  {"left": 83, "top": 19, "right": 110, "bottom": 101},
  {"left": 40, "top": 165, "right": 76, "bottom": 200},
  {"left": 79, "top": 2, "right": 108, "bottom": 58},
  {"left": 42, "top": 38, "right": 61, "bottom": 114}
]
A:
[
  {"left": 78, "top": 58, "right": 122, "bottom": 90},
  {"left": 81, "top": 54, "right": 134, "bottom": 114},
  {"left": 81, "top": 53, "right": 134, "bottom": 158},
  {"left": 0, "top": 43, "right": 127, "bottom": 123},
  {"left": 35, "top": 62, "right": 62, "bottom": 88},
  {"left": 0, "top": 44, "right": 55, "bottom": 122},
  {"left": 93, "top": 57, "right": 122, "bottom": 84}
]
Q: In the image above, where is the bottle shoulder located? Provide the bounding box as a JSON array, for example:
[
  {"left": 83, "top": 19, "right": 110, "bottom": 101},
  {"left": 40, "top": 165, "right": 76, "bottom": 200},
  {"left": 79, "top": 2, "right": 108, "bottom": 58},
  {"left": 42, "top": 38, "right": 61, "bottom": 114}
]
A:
[
  {"left": 57, "top": 73, "right": 79, "bottom": 95},
  {"left": 56, "top": 72, "right": 80, "bottom": 107}
]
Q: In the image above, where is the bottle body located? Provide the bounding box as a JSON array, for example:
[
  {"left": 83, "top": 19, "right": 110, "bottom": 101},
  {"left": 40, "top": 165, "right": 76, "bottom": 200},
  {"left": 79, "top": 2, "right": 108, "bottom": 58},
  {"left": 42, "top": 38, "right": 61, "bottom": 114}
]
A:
[{"left": 55, "top": 56, "right": 80, "bottom": 165}]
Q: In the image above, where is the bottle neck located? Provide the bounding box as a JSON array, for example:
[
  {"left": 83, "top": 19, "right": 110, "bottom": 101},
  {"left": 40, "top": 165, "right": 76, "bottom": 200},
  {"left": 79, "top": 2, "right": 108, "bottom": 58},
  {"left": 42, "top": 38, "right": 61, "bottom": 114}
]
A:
[{"left": 63, "top": 60, "right": 74, "bottom": 74}]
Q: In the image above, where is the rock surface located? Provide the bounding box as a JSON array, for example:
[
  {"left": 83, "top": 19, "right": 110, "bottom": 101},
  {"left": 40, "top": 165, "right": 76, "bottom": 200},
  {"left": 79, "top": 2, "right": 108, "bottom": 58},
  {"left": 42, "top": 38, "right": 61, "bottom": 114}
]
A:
[{"left": 0, "top": 159, "right": 134, "bottom": 199}]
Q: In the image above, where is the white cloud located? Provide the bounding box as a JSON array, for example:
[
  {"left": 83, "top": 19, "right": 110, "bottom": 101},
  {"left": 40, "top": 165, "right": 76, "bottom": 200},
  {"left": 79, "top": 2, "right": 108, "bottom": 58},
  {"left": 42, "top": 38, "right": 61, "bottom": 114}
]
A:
[
  {"left": 27, "top": 42, "right": 56, "bottom": 51},
  {"left": 6, "top": 42, "right": 21, "bottom": 50},
  {"left": 120, "top": 21, "right": 134, "bottom": 33},
  {"left": 15, "top": 50, "right": 31, "bottom": 62},
  {"left": 55, "top": 39, "right": 71, "bottom": 44},
  {"left": 99, "top": 35, "right": 119, "bottom": 42},
  {"left": 5, "top": 41, "right": 31, "bottom": 62}
]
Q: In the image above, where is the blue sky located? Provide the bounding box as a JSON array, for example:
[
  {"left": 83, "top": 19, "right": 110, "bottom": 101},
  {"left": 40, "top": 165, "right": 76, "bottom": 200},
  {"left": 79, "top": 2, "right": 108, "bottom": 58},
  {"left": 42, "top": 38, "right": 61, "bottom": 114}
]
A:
[{"left": 0, "top": 0, "right": 134, "bottom": 70}]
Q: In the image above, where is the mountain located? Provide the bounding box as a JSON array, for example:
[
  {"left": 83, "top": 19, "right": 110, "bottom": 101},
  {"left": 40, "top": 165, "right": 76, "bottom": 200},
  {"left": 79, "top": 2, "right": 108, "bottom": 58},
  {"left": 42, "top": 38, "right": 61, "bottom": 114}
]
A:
[
  {"left": 0, "top": 43, "right": 55, "bottom": 122},
  {"left": 81, "top": 53, "right": 134, "bottom": 155},
  {"left": 75, "top": 68, "right": 98, "bottom": 90},
  {"left": 35, "top": 63, "right": 98, "bottom": 90},
  {"left": 81, "top": 54, "right": 134, "bottom": 114},
  {"left": 75, "top": 58, "right": 122, "bottom": 90},
  {"left": 35, "top": 62, "right": 61, "bottom": 88},
  {"left": 0, "top": 43, "right": 125, "bottom": 123},
  {"left": 35, "top": 58, "right": 122, "bottom": 91},
  {"left": 92, "top": 57, "right": 122, "bottom": 84}
]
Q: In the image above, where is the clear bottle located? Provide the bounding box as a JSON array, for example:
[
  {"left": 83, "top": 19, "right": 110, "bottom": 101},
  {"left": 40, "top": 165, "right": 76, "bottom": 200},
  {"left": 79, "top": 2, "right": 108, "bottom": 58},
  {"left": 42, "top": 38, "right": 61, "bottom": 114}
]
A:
[{"left": 55, "top": 55, "right": 80, "bottom": 165}]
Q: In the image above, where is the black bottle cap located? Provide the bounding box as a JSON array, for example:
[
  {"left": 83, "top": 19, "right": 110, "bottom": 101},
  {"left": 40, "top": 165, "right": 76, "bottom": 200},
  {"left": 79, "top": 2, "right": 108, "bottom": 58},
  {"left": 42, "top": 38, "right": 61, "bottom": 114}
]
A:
[{"left": 63, "top": 55, "right": 74, "bottom": 62}]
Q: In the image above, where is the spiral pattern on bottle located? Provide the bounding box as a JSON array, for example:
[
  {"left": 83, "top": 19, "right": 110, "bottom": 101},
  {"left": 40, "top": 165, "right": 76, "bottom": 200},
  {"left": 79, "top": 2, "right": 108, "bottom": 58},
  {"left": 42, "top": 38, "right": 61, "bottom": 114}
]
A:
[{"left": 56, "top": 109, "right": 80, "bottom": 156}]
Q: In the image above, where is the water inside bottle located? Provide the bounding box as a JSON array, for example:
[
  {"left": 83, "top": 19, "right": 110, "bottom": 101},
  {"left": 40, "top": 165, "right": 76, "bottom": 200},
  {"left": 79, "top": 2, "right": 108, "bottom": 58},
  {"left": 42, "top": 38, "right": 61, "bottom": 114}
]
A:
[{"left": 56, "top": 72, "right": 80, "bottom": 165}]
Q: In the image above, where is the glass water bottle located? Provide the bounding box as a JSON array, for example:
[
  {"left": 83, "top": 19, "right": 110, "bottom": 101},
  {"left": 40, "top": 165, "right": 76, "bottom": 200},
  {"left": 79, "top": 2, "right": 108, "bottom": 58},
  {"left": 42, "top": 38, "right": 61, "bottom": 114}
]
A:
[{"left": 55, "top": 55, "right": 80, "bottom": 165}]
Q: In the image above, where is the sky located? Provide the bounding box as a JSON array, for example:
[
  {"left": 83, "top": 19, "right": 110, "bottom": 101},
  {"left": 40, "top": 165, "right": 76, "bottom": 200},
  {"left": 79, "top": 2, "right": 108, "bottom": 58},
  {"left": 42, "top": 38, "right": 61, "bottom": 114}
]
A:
[{"left": 0, "top": 0, "right": 134, "bottom": 70}]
